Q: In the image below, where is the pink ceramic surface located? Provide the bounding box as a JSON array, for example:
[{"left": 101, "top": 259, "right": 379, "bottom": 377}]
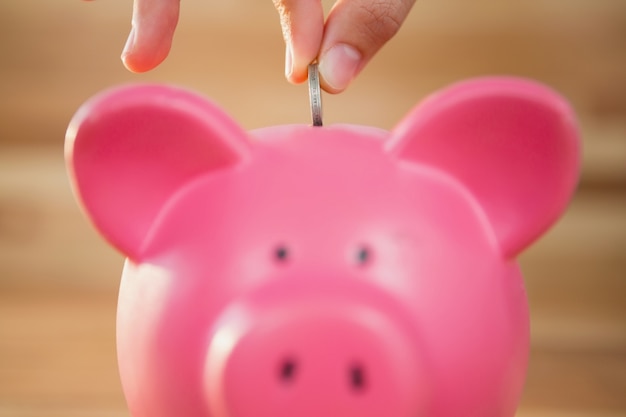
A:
[{"left": 66, "top": 78, "right": 580, "bottom": 417}]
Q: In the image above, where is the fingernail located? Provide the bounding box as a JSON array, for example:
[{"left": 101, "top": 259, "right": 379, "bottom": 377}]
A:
[
  {"left": 121, "top": 26, "right": 136, "bottom": 64},
  {"left": 319, "top": 44, "right": 361, "bottom": 91},
  {"left": 285, "top": 42, "right": 294, "bottom": 79}
]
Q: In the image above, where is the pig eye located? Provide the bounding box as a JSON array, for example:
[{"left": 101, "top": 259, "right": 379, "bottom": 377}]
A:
[
  {"left": 274, "top": 245, "right": 289, "bottom": 263},
  {"left": 355, "top": 245, "right": 372, "bottom": 266},
  {"left": 348, "top": 363, "right": 367, "bottom": 392},
  {"left": 278, "top": 357, "right": 298, "bottom": 383}
]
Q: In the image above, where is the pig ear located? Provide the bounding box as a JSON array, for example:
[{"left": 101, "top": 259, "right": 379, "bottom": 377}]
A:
[
  {"left": 387, "top": 78, "right": 580, "bottom": 258},
  {"left": 65, "top": 84, "right": 250, "bottom": 260}
]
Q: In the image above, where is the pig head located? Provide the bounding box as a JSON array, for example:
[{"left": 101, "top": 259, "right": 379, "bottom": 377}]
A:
[{"left": 65, "top": 78, "right": 580, "bottom": 417}]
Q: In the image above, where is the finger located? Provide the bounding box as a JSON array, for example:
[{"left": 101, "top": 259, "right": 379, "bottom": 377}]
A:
[
  {"left": 272, "top": 0, "right": 325, "bottom": 84},
  {"left": 319, "top": 0, "right": 416, "bottom": 93},
  {"left": 122, "top": 0, "right": 181, "bottom": 72}
]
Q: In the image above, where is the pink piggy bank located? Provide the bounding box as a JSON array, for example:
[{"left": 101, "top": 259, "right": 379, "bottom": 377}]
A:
[{"left": 66, "top": 78, "right": 580, "bottom": 417}]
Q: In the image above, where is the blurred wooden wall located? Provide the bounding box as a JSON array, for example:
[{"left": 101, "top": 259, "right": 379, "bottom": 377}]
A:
[{"left": 0, "top": 1, "right": 625, "bottom": 416}]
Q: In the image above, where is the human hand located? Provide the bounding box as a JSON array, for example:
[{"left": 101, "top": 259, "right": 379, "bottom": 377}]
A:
[
  {"left": 274, "top": 0, "right": 416, "bottom": 93},
  {"left": 97, "top": 0, "right": 416, "bottom": 93},
  {"left": 82, "top": 0, "right": 179, "bottom": 73}
]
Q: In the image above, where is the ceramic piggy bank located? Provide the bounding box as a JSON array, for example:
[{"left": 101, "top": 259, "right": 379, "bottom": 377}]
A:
[{"left": 66, "top": 78, "right": 579, "bottom": 417}]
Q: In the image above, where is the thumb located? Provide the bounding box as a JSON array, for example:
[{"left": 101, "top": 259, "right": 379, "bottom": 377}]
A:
[{"left": 319, "top": 0, "right": 416, "bottom": 93}]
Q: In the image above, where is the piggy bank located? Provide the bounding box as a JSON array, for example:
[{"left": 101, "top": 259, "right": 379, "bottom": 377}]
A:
[{"left": 66, "top": 78, "right": 580, "bottom": 417}]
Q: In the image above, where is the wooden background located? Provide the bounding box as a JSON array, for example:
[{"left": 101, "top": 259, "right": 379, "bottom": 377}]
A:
[{"left": 0, "top": 1, "right": 625, "bottom": 416}]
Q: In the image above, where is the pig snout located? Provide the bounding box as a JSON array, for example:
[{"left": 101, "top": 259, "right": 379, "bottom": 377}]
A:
[{"left": 205, "top": 284, "right": 426, "bottom": 417}]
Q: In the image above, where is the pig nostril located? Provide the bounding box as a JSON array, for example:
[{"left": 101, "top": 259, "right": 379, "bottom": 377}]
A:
[
  {"left": 349, "top": 363, "right": 367, "bottom": 392},
  {"left": 355, "top": 245, "right": 372, "bottom": 266},
  {"left": 274, "top": 245, "right": 289, "bottom": 263},
  {"left": 278, "top": 358, "right": 297, "bottom": 383}
]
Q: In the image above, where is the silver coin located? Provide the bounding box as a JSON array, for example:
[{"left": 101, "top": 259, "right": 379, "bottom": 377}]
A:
[{"left": 308, "top": 63, "right": 323, "bottom": 126}]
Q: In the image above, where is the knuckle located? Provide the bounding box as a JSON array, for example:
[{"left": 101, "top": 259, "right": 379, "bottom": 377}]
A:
[
  {"left": 357, "top": 0, "right": 405, "bottom": 46},
  {"left": 272, "top": 0, "right": 293, "bottom": 40}
]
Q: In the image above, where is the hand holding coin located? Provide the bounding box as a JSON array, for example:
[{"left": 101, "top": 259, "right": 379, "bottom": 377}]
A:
[{"left": 102, "top": 0, "right": 415, "bottom": 94}]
